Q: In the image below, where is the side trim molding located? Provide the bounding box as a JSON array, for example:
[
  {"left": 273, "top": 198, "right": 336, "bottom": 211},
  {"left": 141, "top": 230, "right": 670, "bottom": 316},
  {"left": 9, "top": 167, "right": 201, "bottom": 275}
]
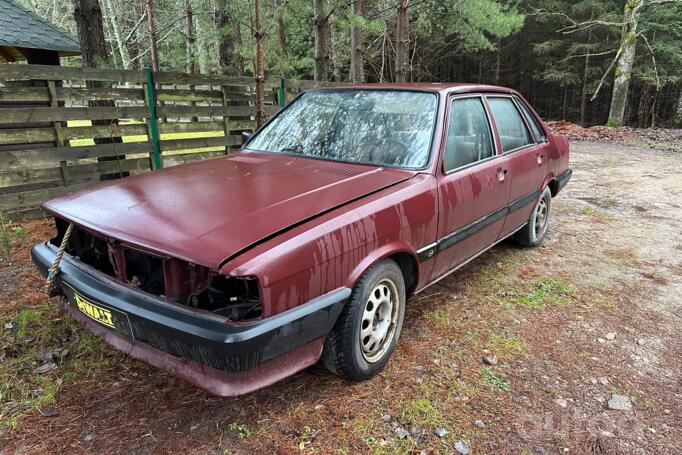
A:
[
  {"left": 416, "top": 242, "right": 438, "bottom": 262},
  {"left": 418, "top": 189, "right": 539, "bottom": 262}
]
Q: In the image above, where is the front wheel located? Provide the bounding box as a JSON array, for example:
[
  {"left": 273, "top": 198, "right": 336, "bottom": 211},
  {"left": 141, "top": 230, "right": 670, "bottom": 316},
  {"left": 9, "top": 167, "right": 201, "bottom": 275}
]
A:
[
  {"left": 321, "top": 259, "right": 406, "bottom": 381},
  {"left": 514, "top": 186, "right": 552, "bottom": 247}
]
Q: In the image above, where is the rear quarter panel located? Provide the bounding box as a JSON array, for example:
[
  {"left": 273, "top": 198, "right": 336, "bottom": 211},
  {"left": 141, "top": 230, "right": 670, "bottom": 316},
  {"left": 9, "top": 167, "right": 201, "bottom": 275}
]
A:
[
  {"left": 221, "top": 174, "right": 438, "bottom": 317},
  {"left": 548, "top": 133, "right": 570, "bottom": 181}
]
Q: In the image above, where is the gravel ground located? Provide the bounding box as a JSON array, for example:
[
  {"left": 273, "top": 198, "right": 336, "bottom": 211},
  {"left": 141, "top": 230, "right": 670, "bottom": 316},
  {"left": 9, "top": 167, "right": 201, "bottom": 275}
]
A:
[{"left": 1, "top": 140, "right": 681, "bottom": 454}]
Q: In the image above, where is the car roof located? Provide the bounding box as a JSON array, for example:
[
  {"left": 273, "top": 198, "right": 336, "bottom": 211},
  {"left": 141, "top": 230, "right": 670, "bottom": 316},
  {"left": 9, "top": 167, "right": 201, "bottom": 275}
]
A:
[{"left": 312, "top": 82, "right": 518, "bottom": 96}]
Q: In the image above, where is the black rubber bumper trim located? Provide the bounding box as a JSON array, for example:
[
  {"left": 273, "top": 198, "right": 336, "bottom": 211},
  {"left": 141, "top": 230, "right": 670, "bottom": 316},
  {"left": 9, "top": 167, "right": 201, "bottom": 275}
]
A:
[
  {"left": 31, "top": 243, "right": 350, "bottom": 372},
  {"left": 556, "top": 169, "right": 572, "bottom": 195}
]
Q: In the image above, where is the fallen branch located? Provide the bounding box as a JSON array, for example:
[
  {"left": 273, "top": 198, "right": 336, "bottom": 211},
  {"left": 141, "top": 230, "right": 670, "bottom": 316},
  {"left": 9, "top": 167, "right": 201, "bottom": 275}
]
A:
[
  {"left": 639, "top": 33, "right": 660, "bottom": 90},
  {"left": 590, "top": 46, "right": 623, "bottom": 101}
]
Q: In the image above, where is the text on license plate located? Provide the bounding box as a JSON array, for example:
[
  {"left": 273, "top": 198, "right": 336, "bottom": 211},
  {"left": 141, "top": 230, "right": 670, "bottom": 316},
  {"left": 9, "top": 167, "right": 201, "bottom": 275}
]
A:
[{"left": 74, "top": 293, "right": 116, "bottom": 329}]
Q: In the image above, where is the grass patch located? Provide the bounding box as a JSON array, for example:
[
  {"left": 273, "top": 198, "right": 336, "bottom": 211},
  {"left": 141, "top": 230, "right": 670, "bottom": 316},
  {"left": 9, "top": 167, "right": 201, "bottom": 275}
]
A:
[
  {"left": 446, "top": 378, "right": 474, "bottom": 401},
  {"left": 0, "top": 302, "right": 124, "bottom": 429},
  {"left": 481, "top": 367, "right": 509, "bottom": 391},
  {"left": 593, "top": 212, "right": 612, "bottom": 223},
  {"left": 487, "top": 333, "right": 525, "bottom": 356},
  {"left": 512, "top": 277, "right": 575, "bottom": 309},
  {"left": 13, "top": 304, "right": 52, "bottom": 339},
  {"left": 478, "top": 263, "right": 507, "bottom": 286},
  {"left": 580, "top": 206, "right": 594, "bottom": 215},
  {"left": 398, "top": 398, "right": 442, "bottom": 427},
  {"left": 227, "top": 422, "right": 251, "bottom": 439},
  {"left": 553, "top": 201, "right": 571, "bottom": 214},
  {"left": 0, "top": 217, "right": 27, "bottom": 262},
  {"left": 428, "top": 308, "right": 452, "bottom": 326},
  {"left": 350, "top": 416, "right": 377, "bottom": 437}
]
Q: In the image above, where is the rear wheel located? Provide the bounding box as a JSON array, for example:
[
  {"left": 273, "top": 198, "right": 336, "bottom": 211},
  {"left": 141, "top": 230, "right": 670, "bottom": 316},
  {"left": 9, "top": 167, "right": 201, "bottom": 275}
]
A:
[
  {"left": 322, "top": 259, "right": 406, "bottom": 380},
  {"left": 514, "top": 186, "right": 552, "bottom": 247}
]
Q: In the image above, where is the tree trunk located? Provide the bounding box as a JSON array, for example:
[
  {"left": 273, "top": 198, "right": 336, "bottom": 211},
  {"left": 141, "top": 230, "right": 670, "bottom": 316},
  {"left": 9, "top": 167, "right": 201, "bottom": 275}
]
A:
[
  {"left": 394, "top": 0, "right": 409, "bottom": 82},
  {"left": 194, "top": 7, "right": 210, "bottom": 74},
  {"left": 73, "top": 0, "right": 125, "bottom": 179},
  {"left": 330, "top": 20, "right": 342, "bottom": 81},
  {"left": 349, "top": 0, "right": 364, "bottom": 83},
  {"left": 232, "top": 15, "right": 243, "bottom": 75},
  {"left": 674, "top": 89, "right": 682, "bottom": 127},
  {"left": 185, "top": 0, "right": 197, "bottom": 73},
  {"left": 215, "top": 0, "right": 242, "bottom": 74},
  {"left": 72, "top": 0, "right": 109, "bottom": 67},
  {"left": 379, "top": 30, "right": 386, "bottom": 82},
  {"left": 102, "top": 13, "right": 119, "bottom": 67},
  {"left": 608, "top": 0, "right": 642, "bottom": 127},
  {"left": 215, "top": 1, "right": 230, "bottom": 70},
  {"left": 277, "top": 1, "right": 288, "bottom": 69},
  {"left": 580, "top": 12, "right": 594, "bottom": 126},
  {"left": 254, "top": 0, "right": 266, "bottom": 127},
  {"left": 185, "top": 0, "right": 197, "bottom": 121},
  {"left": 131, "top": 0, "right": 147, "bottom": 69},
  {"left": 103, "top": 0, "right": 130, "bottom": 68},
  {"left": 313, "top": 0, "right": 329, "bottom": 81},
  {"left": 494, "top": 38, "right": 501, "bottom": 85},
  {"left": 145, "top": 0, "right": 159, "bottom": 71}
]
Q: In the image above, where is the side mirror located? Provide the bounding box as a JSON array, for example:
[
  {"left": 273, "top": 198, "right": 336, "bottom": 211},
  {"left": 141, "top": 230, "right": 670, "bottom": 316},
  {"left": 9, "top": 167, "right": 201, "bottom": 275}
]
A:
[{"left": 241, "top": 131, "right": 254, "bottom": 144}]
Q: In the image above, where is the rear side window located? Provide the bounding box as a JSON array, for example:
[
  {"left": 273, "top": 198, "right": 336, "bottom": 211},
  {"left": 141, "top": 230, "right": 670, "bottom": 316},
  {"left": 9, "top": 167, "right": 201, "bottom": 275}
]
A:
[
  {"left": 487, "top": 97, "right": 532, "bottom": 153},
  {"left": 515, "top": 97, "right": 546, "bottom": 142},
  {"left": 443, "top": 98, "right": 495, "bottom": 172}
]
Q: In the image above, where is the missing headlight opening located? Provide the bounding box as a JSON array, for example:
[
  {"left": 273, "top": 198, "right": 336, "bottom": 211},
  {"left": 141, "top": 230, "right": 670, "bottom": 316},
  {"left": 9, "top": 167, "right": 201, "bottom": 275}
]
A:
[
  {"left": 189, "top": 276, "right": 262, "bottom": 321},
  {"left": 50, "top": 217, "right": 262, "bottom": 322}
]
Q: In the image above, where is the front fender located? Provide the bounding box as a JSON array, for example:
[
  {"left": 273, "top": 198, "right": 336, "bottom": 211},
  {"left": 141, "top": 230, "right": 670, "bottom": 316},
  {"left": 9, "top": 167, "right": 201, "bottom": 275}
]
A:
[
  {"left": 220, "top": 175, "right": 438, "bottom": 316},
  {"left": 344, "top": 241, "right": 419, "bottom": 291}
]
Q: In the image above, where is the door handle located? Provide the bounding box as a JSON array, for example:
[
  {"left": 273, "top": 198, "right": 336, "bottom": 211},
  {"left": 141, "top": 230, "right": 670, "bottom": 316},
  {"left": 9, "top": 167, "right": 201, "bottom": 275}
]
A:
[
  {"left": 536, "top": 153, "right": 544, "bottom": 165},
  {"left": 496, "top": 168, "right": 507, "bottom": 182}
]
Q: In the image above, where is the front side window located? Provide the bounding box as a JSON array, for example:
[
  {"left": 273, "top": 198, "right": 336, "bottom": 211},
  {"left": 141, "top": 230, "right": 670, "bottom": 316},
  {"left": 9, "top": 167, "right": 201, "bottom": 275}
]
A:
[
  {"left": 443, "top": 97, "right": 495, "bottom": 172},
  {"left": 515, "top": 97, "right": 546, "bottom": 142},
  {"left": 245, "top": 90, "right": 438, "bottom": 169},
  {"left": 487, "top": 97, "right": 532, "bottom": 153}
]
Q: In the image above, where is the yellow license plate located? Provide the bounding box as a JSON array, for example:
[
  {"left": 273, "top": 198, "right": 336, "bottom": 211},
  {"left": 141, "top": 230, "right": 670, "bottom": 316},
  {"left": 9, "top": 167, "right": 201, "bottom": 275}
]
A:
[{"left": 74, "top": 293, "right": 116, "bottom": 329}]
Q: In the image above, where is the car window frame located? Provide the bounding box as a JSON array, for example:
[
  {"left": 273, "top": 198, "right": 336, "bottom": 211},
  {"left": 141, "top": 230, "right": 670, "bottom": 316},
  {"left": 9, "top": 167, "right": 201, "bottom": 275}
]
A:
[
  {"left": 512, "top": 95, "right": 548, "bottom": 144},
  {"left": 441, "top": 94, "right": 500, "bottom": 176},
  {"left": 484, "top": 94, "right": 536, "bottom": 155},
  {"left": 241, "top": 87, "right": 442, "bottom": 172}
]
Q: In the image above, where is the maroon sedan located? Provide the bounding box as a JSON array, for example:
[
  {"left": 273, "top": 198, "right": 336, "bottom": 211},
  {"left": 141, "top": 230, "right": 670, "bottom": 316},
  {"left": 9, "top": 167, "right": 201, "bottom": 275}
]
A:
[{"left": 32, "top": 84, "right": 571, "bottom": 396}]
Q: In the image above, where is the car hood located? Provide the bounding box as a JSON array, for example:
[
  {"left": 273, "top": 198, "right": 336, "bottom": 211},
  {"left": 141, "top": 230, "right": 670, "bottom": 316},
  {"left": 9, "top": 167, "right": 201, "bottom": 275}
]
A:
[{"left": 44, "top": 152, "right": 415, "bottom": 269}]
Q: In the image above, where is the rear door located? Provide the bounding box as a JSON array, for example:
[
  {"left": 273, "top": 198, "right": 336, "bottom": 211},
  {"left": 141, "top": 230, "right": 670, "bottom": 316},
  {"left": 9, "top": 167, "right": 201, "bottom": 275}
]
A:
[
  {"left": 430, "top": 95, "right": 510, "bottom": 280},
  {"left": 486, "top": 96, "right": 550, "bottom": 238}
]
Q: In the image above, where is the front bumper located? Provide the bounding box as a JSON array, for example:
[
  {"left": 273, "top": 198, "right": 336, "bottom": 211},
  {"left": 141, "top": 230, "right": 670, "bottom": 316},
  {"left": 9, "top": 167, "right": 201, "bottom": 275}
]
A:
[{"left": 32, "top": 242, "right": 350, "bottom": 396}]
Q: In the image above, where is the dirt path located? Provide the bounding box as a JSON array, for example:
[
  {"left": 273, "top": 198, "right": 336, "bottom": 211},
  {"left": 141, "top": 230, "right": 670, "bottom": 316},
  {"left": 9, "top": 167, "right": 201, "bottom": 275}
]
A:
[{"left": 1, "top": 141, "right": 681, "bottom": 454}]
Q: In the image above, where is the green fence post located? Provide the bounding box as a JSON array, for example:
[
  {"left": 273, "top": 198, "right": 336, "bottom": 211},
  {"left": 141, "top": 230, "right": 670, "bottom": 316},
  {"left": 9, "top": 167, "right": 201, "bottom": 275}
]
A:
[
  {"left": 144, "top": 67, "right": 163, "bottom": 169},
  {"left": 278, "top": 76, "right": 286, "bottom": 108}
]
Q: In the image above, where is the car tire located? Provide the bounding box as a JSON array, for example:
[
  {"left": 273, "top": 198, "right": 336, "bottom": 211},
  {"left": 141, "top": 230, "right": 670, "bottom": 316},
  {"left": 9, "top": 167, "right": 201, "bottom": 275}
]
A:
[
  {"left": 514, "top": 186, "right": 552, "bottom": 247},
  {"left": 321, "top": 258, "right": 406, "bottom": 381}
]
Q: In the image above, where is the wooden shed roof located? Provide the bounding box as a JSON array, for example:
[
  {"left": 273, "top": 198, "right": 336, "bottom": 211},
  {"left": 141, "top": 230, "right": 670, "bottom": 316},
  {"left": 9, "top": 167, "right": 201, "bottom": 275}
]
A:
[{"left": 0, "top": 0, "right": 80, "bottom": 62}]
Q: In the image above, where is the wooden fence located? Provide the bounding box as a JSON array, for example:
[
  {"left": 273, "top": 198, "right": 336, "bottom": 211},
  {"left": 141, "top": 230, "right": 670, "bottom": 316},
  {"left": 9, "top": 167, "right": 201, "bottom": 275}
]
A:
[{"left": 0, "top": 64, "right": 326, "bottom": 219}]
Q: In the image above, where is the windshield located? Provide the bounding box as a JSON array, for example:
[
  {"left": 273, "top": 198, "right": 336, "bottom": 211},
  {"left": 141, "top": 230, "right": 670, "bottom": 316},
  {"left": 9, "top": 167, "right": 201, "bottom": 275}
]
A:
[{"left": 245, "top": 90, "right": 438, "bottom": 169}]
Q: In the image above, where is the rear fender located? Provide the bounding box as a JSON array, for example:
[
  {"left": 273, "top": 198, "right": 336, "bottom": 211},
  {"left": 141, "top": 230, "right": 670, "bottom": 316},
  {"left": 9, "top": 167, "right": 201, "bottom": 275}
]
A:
[{"left": 540, "top": 172, "right": 557, "bottom": 195}]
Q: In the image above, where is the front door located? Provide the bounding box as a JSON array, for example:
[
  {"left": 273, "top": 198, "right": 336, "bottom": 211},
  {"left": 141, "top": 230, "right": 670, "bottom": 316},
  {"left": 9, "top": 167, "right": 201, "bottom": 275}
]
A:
[
  {"left": 431, "top": 96, "right": 510, "bottom": 281},
  {"left": 485, "top": 96, "right": 550, "bottom": 237}
]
